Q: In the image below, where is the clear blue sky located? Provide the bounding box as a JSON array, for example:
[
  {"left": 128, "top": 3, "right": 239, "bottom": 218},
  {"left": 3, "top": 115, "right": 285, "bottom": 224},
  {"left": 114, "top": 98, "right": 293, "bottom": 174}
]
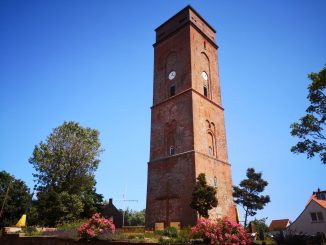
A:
[{"left": 1, "top": 0, "right": 325, "bottom": 225}]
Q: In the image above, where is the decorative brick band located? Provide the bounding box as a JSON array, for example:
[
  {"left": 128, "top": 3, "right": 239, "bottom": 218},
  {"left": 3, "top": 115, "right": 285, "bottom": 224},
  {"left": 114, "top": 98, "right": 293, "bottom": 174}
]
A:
[
  {"left": 151, "top": 88, "right": 224, "bottom": 111},
  {"left": 148, "top": 150, "right": 231, "bottom": 166}
]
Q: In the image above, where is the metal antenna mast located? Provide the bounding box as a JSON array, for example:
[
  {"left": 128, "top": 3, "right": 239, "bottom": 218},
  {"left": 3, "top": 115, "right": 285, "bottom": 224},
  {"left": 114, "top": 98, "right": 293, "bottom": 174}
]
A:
[{"left": 117, "top": 186, "right": 138, "bottom": 227}]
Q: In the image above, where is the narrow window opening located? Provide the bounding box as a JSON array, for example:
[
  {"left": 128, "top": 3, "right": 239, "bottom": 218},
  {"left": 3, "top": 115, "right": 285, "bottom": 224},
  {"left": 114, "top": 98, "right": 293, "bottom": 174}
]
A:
[
  {"left": 203, "top": 85, "right": 208, "bottom": 97},
  {"left": 208, "top": 146, "right": 213, "bottom": 156},
  {"left": 169, "top": 146, "right": 175, "bottom": 155},
  {"left": 214, "top": 177, "right": 217, "bottom": 188},
  {"left": 170, "top": 85, "right": 175, "bottom": 96},
  {"left": 204, "top": 41, "right": 206, "bottom": 49}
]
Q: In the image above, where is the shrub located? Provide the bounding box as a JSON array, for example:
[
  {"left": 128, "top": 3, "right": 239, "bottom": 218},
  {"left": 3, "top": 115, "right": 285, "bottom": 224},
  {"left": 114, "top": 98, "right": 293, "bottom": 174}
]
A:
[
  {"left": 163, "top": 226, "right": 178, "bottom": 237},
  {"left": 77, "top": 213, "right": 115, "bottom": 240},
  {"left": 22, "top": 226, "right": 38, "bottom": 233},
  {"left": 178, "top": 226, "right": 192, "bottom": 242},
  {"left": 191, "top": 217, "right": 251, "bottom": 245},
  {"left": 57, "top": 219, "right": 86, "bottom": 231}
]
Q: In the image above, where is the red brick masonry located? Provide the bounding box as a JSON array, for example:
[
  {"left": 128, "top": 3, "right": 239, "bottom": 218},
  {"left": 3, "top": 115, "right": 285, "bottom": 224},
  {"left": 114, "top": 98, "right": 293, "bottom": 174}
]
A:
[{"left": 145, "top": 5, "right": 236, "bottom": 229}]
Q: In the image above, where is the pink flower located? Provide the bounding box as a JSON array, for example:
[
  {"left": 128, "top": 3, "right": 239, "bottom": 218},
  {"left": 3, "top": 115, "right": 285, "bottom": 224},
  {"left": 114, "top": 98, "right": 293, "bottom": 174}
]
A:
[
  {"left": 78, "top": 213, "right": 116, "bottom": 240},
  {"left": 191, "top": 217, "right": 251, "bottom": 245}
]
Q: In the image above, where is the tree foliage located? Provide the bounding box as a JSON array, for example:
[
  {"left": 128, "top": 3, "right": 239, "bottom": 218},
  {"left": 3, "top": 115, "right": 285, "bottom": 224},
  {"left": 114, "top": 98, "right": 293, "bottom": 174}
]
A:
[
  {"left": 36, "top": 190, "right": 84, "bottom": 226},
  {"left": 290, "top": 65, "right": 326, "bottom": 164},
  {"left": 122, "top": 208, "right": 145, "bottom": 226},
  {"left": 251, "top": 218, "right": 268, "bottom": 233},
  {"left": 29, "top": 121, "right": 104, "bottom": 226},
  {"left": 190, "top": 173, "right": 217, "bottom": 218},
  {"left": 233, "top": 168, "right": 270, "bottom": 228},
  {"left": 250, "top": 218, "right": 269, "bottom": 240},
  {"left": 0, "top": 171, "right": 31, "bottom": 227}
]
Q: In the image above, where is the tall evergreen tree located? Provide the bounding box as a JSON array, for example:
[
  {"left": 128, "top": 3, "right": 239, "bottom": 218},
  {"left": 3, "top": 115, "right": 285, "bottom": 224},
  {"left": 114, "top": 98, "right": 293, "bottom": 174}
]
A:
[
  {"left": 190, "top": 173, "right": 217, "bottom": 218},
  {"left": 233, "top": 168, "right": 270, "bottom": 228},
  {"left": 290, "top": 65, "right": 326, "bottom": 164}
]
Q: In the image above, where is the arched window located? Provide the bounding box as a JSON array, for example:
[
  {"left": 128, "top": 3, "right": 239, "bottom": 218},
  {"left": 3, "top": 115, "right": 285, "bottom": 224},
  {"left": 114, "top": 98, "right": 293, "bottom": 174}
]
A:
[
  {"left": 207, "top": 132, "right": 214, "bottom": 156},
  {"left": 202, "top": 71, "right": 209, "bottom": 97},
  {"left": 203, "top": 84, "right": 208, "bottom": 97},
  {"left": 201, "top": 53, "right": 210, "bottom": 99},
  {"left": 208, "top": 146, "right": 213, "bottom": 156},
  {"left": 205, "top": 119, "right": 216, "bottom": 157},
  {"left": 165, "top": 120, "right": 177, "bottom": 156},
  {"left": 170, "top": 85, "right": 175, "bottom": 96},
  {"left": 166, "top": 52, "right": 177, "bottom": 98},
  {"left": 169, "top": 146, "right": 175, "bottom": 156}
]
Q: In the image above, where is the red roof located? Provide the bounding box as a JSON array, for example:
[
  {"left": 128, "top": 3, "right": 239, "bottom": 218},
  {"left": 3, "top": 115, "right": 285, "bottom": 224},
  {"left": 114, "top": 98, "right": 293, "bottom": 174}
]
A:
[
  {"left": 269, "top": 219, "right": 290, "bottom": 231},
  {"left": 306, "top": 190, "right": 326, "bottom": 209}
]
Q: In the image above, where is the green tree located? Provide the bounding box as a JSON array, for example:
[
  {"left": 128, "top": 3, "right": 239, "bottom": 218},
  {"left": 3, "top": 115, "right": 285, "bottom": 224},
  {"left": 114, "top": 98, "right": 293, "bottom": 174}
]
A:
[
  {"left": 251, "top": 218, "right": 268, "bottom": 233},
  {"left": 81, "top": 188, "right": 104, "bottom": 218},
  {"left": 290, "top": 65, "right": 326, "bottom": 164},
  {"left": 123, "top": 208, "right": 145, "bottom": 226},
  {"left": 29, "top": 121, "right": 104, "bottom": 226},
  {"left": 0, "top": 171, "right": 31, "bottom": 227},
  {"left": 251, "top": 218, "right": 268, "bottom": 240},
  {"left": 233, "top": 168, "right": 270, "bottom": 228},
  {"left": 190, "top": 173, "right": 217, "bottom": 218},
  {"left": 26, "top": 201, "right": 39, "bottom": 226}
]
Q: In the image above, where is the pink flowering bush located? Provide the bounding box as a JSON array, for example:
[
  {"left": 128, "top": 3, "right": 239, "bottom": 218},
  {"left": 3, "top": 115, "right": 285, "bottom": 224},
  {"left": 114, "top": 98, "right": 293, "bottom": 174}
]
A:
[
  {"left": 77, "top": 213, "right": 115, "bottom": 240},
  {"left": 191, "top": 217, "right": 251, "bottom": 245}
]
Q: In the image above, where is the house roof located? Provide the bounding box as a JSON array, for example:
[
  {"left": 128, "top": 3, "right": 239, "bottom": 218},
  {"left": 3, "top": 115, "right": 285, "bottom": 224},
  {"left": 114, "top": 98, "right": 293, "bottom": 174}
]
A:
[
  {"left": 269, "top": 219, "right": 290, "bottom": 231},
  {"left": 306, "top": 190, "right": 326, "bottom": 209}
]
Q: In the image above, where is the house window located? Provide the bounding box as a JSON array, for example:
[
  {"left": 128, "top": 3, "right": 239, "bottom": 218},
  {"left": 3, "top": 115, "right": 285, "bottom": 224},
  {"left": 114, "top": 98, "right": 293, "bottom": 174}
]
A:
[
  {"left": 170, "top": 85, "right": 175, "bottom": 96},
  {"left": 317, "top": 212, "right": 324, "bottom": 221},
  {"left": 317, "top": 192, "right": 326, "bottom": 200},
  {"left": 203, "top": 85, "right": 208, "bottom": 97},
  {"left": 169, "top": 146, "right": 175, "bottom": 156},
  {"left": 311, "top": 213, "right": 317, "bottom": 221},
  {"left": 311, "top": 212, "right": 324, "bottom": 222}
]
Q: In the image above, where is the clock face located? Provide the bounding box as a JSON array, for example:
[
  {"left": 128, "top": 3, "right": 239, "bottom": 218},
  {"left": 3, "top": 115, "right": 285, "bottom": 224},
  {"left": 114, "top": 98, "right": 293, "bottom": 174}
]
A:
[
  {"left": 202, "top": 71, "right": 208, "bottom": 81},
  {"left": 168, "top": 71, "right": 176, "bottom": 80}
]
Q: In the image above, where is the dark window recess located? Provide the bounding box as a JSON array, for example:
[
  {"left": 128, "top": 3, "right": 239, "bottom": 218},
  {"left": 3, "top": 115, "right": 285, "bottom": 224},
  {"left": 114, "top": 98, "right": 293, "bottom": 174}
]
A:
[
  {"left": 170, "top": 85, "right": 175, "bottom": 96},
  {"left": 203, "top": 86, "right": 208, "bottom": 97},
  {"left": 208, "top": 146, "right": 213, "bottom": 156},
  {"left": 311, "top": 213, "right": 317, "bottom": 221},
  {"left": 204, "top": 41, "right": 206, "bottom": 49},
  {"left": 317, "top": 212, "right": 324, "bottom": 221},
  {"left": 214, "top": 177, "right": 217, "bottom": 188},
  {"left": 169, "top": 146, "right": 175, "bottom": 155}
]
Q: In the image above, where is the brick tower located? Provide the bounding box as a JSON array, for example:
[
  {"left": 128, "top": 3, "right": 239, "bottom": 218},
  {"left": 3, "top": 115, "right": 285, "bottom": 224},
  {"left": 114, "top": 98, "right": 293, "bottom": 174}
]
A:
[{"left": 145, "top": 6, "right": 237, "bottom": 229}]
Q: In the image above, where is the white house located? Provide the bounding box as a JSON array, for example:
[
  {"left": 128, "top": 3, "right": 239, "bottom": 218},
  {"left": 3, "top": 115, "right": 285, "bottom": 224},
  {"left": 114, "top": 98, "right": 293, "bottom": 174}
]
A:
[{"left": 288, "top": 189, "right": 326, "bottom": 235}]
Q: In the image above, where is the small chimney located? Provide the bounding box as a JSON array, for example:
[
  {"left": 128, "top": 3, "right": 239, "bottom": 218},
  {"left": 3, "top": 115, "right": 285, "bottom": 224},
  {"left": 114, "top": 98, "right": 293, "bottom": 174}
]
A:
[{"left": 109, "top": 198, "right": 113, "bottom": 205}]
